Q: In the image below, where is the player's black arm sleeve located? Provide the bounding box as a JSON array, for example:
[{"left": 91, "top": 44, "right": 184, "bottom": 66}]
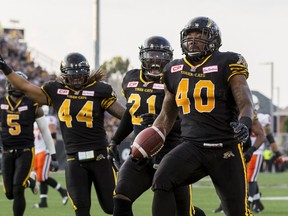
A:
[{"left": 112, "top": 109, "right": 133, "bottom": 145}]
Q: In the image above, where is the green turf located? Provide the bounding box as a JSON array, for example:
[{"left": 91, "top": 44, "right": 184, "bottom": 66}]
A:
[{"left": 1, "top": 171, "right": 288, "bottom": 215}]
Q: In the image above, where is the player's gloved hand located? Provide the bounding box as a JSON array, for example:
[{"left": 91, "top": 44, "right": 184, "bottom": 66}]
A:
[
  {"left": 230, "top": 121, "right": 249, "bottom": 143},
  {"left": 273, "top": 151, "right": 283, "bottom": 164},
  {"left": 0, "top": 54, "right": 13, "bottom": 75},
  {"left": 140, "top": 113, "right": 158, "bottom": 127},
  {"left": 243, "top": 146, "right": 257, "bottom": 163},
  {"left": 108, "top": 140, "right": 121, "bottom": 171},
  {"left": 50, "top": 154, "right": 59, "bottom": 172}
]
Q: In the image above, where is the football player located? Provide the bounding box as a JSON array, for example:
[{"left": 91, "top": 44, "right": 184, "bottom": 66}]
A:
[
  {"left": 0, "top": 53, "right": 125, "bottom": 216},
  {"left": 245, "top": 95, "right": 283, "bottom": 213},
  {"left": 33, "top": 105, "right": 68, "bottom": 208},
  {"left": 0, "top": 71, "right": 57, "bottom": 216},
  {"left": 145, "top": 17, "right": 254, "bottom": 216},
  {"left": 108, "top": 36, "right": 205, "bottom": 216}
]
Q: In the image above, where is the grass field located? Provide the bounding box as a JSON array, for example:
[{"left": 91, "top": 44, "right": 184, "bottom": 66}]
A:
[{"left": 1, "top": 170, "right": 288, "bottom": 216}]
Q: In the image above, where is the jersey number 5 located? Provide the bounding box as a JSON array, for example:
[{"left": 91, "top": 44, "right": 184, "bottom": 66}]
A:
[{"left": 7, "top": 114, "right": 21, "bottom": 135}]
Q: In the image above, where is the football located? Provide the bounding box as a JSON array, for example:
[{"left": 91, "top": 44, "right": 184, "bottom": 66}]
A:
[{"left": 131, "top": 126, "right": 166, "bottom": 159}]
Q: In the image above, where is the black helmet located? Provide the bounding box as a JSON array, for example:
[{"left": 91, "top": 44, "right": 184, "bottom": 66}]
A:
[
  {"left": 6, "top": 71, "right": 28, "bottom": 98},
  {"left": 60, "top": 52, "right": 90, "bottom": 90},
  {"left": 139, "top": 36, "right": 173, "bottom": 81},
  {"left": 180, "top": 17, "right": 222, "bottom": 61}
]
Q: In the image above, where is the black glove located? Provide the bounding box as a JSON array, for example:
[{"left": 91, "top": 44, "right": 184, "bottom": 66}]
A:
[
  {"left": 0, "top": 55, "right": 13, "bottom": 75},
  {"left": 243, "top": 146, "right": 257, "bottom": 163},
  {"left": 273, "top": 151, "right": 283, "bottom": 164},
  {"left": 140, "top": 113, "right": 158, "bottom": 127},
  {"left": 50, "top": 154, "right": 59, "bottom": 172},
  {"left": 107, "top": 140, "right": 121, "bottom": 171},
  {"left": 230, "top": 121, "right": 249, "bottom": 143}
]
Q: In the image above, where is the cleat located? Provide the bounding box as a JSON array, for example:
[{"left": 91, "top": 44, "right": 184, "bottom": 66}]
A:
[
  {"left": 62, "top": 196, "right": 68, "bottom": 205},
  {"left": 61, "top": 189, "right": 68, "bottom": 205},
  {"left": 33, "top": 203, "right": 48, "bottom": 208},
  {"left": 212, "top": 204, "right": 224, "bottom": 213},
  {"left": 29, "top": 171, "right": 39, "bottom": 195},
  {"left": 252, "top": 200, "right": 264, "bottom": 213}
]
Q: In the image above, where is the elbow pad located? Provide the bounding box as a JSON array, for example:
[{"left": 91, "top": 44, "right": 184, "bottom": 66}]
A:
[{"left": 36, "top": 116, "right": 56, "bottom": 155}]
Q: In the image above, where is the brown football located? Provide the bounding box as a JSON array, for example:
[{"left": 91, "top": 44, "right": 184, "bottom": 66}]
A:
[{"left": 131, "top": 126, "right": 166, "bottom": 159}]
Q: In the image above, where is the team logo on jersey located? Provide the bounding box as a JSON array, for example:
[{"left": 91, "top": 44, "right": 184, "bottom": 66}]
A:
[
  {"left": 190, "top": 66, "right": 197, "bottom": 72},
  {"left": 237, "top": 54, "right": 248, "bottom": 68},
  {"left": 57, "top": 89, "right": 69, "bottom": 95},
  {"left": 171, "top": 65, "right": 183, "bottom": 73},
  {"left": 152, "top": 83, "right": 164, "bottom": 90},
  {"left": 203, "top": 65, "right": 218, "bottom": 74},
  {"left": 127, "top": 81, "right": 138, "bottom": 88},
  {"left": 18, "top": 105, "right": 28, "bottom": 112},
  {"left": 82, "top": 90, "right": 95, "bottom": 96},
  {"left": 223, "top": 151, "right": 235, "bottom": 159},
  {"left": 1, "top": 104, "right": 9, "bottom": 110}
]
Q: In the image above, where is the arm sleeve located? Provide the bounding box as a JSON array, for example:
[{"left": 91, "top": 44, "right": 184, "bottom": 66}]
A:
[
  {"left": 36, "top": 116, "right": 56, "bottom": 155},
  {"left": 112, "top": 109, "right": 133, "bottom": 144}
]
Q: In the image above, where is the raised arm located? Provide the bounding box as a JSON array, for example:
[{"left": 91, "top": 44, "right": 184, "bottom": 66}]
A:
[{"left": 0, "top": 55, "right": 47, "bottom": 104}]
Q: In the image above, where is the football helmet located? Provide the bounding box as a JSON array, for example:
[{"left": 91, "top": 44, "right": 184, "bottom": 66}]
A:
[
  {"left": 42, "top": 105, "right": 50, "bottom": 116},
  {"left": 139, "top": 36, "right": 173, "bottom": 81},
  {"left": 6, "top": 71, "right": 28, "bottom": 98},
  {"left": 60, "top": 52, "right": 90, "bottom": 90},
  {"left": 180, "top": 16, "right": 222, "bottom": 61}
]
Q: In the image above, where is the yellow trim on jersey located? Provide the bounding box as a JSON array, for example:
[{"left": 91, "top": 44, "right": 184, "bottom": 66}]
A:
[
  {"left": 106, "top": 147, "right": 118, "bottom": 196},
  {"left": 189, "top": 184, "right": 194, "bottom": 216},
  {"left": 40, "top": 86, "right": 52, "bottom": 106},
  {"left": 183, "top": 54, "right": 213, "bottom": 68},
  {"left": 101, "top": 97, "right": 117, "bottom": 110},
  {"left": 23, "top": 147, "right": 35, "bottom": 187},
  {"left": 238, "top": 144, "right": 253, "bottom": 216},
  {"left": 67, "top": 191, "right": 77, "bottom": 210},
  {"left": 6, "top": 96, "right": 23, "bottom": 111},
  {"left": 139, "top": 69, "right": 154, "bottom": 84},
  {"left": 227, "top": 63, "right": 249, "bottom": 81}
]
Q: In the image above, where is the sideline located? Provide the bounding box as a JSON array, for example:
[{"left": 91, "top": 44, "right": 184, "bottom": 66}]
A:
[{"left": 262, "top": 197, "right": 288, "bottom": 200}]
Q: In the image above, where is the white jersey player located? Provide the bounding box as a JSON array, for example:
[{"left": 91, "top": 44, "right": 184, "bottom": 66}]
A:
[
  {"left": 33, "top": 105, "right": 68, "bottom": 208},
  {"left": 246, "top": 95, "right": 283, "bottom": 213}
]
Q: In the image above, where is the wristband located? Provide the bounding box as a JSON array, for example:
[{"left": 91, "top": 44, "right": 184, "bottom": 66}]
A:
[
  {"left": 51, "top": 154, "right": 57, "bottom": 161},
  {"left": 240, "top": 116, "right": 252, "bottom": 129},
  {"left": 2, "top": 64, "right": 13, "bottom": 75},
  {"left": 274, "top": 151, "right": 281, "bottom": 158}
]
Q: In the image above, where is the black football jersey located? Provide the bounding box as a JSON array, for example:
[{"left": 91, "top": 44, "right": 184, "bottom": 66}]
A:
[
  {"left": 163, "top": 51, "right": 249, "bottom": 144},
  {"left": 42, "top": 80, "right": 117, "bottom": 154},
  {"left": 0, "top": 96, "right": 38, "bottom": 149},
  {"left": 122, "top": 69, "right": 180, "bottom": 144}
]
